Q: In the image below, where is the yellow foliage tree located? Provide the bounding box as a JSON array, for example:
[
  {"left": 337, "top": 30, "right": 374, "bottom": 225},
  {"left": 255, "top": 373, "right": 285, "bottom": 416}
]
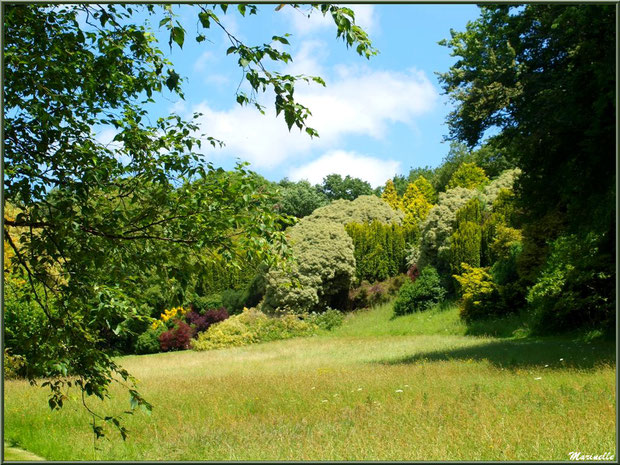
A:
[
  {"left": 400, "top": 177, "right": 435, "bottom": 228},
  {"left": 381, "top": 179, "right": 400, "bottom": 211}
]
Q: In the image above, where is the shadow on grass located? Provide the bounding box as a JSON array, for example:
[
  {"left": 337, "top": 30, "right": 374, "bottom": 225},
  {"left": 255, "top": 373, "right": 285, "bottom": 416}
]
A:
[{"left": 379, "top": 337, "right": 616, "bottom": 370}]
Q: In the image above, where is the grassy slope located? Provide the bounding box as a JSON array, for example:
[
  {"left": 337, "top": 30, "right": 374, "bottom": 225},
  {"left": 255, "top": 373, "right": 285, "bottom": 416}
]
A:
[{"left": 4, "top": 302, "right": 615, "bottom": 461}]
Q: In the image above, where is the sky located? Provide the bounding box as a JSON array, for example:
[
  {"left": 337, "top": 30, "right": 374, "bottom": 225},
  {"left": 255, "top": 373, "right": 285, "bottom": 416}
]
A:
[{"left": 98, "top": 3, "right": 482, "bottom": 188}]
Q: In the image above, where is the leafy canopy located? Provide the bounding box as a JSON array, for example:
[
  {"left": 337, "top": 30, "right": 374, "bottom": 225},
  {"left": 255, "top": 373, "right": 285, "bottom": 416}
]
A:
[{"left": 3, "top": 3, "right": 376, "bottom": 439}]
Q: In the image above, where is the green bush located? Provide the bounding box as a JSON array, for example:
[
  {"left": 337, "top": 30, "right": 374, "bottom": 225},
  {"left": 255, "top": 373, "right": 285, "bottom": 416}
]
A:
[
  {"left": 393, "top": 267, "right": 446, "bottom": 316},
  {"left": 190, "top": 294, "right": 223, "bottom": 313},
  {"left": 306, "top": 308, "right": 345, "bottom": 330},
  {"left": 134, "top": 325, "right": 166, "bottom": 355},
  {"left": 221, "top": 289, "right": 246, "bottom": 315},
  {"left": 4, "top": 349, "right": 26, "bottom": 379},
  {"left": 191, "top": 307, "right": 319, "bottom": 351},
  {"left": 526, "top": 233, "right": 614, "bottom": 333}
]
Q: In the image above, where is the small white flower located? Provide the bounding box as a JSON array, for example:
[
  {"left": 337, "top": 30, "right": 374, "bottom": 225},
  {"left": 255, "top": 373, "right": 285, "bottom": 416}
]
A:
[
  {"left": 395, "top": 389, "right": 404, "bottom": 393},
  {"left": 357, "top": 387, "right": 362, "bottom": 391},
  {"left": 544, "top": 364, "right": 549, "bottom": 368},
  {"left": 534, "top": 377, "right": 542, "bottom": 380},
  {"left": 560, "top": 358, "right": 564, "bottom": 361},
  {"left": 321, "top": 399, "right": 328, "bottom": 403}
]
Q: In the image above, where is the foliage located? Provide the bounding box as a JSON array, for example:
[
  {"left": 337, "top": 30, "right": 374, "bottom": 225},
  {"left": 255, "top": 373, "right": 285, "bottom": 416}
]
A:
[
  {"left": 304, "top": 308, "right": 345, "bottom": 330},
  {"left": 345, "top": 221, "right": 411, "bottom": 282},
  {"left": 381, "top": 179, "right": 400, "bottom": 210},
  {"left": 348, "top": 275, "right": 406, "bottom": 310},
  {"left": 221, "top": 289, "right": 247, "bottom": 315},
  {"left": 276, "top": 179, "right": 328, "bottom": 218},
  {"left": 189, "top": 294, "right": 224, "bottom": 313},
  {"left": 134, "top": 325, "right": 166, "bottom": 355},
  {"left": 185, "top": 307, "right": 230, "bottom": 334},
  {"left": 308, "top": 195, "right": 404, "bottom": 225},
  {"left": 4, "top": 350, "right": 26, "bottom": 379},
  {"left": 449, "top": 222, "right": 482, "bottom": 275},
  {"left": 453, "top": 264, "right": 503, "bottom": 322},
  {"left": 318, "top": 174, "right": 374, "bottom": 201},
  {"left": 526, "top": 233, "right": 614, "bottom": 333},
  {"left": 448, "top": 197, "right": 484, "bottom": 274},
  {"left": 440, "top": 4, "right": 615, "bottom": 332},
  {"left": 400, "top": 177, "right": 435, "bottom": 229},
  {"left": 191, "top": 307, "right": 318, "bottom": 351},
  {"left": 393, "top": 267, "right": 446, "bottom": 316},
  {"left": 159, "top": 320, "right": 194, "bottom": 352},
  {"left": 4, "top": 2, "right": 376, "bottom": 437},
  {"left": 418, "top": 187, "right": 479, "bottom": 273},
  {"left": 446, "top": 162, "right": 489, "bottom": 190},
  {"left": 263, "top": 218, "right": 356, "bottom": 313},
  {"left": 482, "top": 169, "right": 521, "bottom": 207},
  {"left": 221, "top": 272, "right": 267, "bottom": 314}
]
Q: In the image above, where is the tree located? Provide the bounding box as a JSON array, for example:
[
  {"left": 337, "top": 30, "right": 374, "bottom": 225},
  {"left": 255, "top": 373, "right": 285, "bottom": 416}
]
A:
[
  {"left": 276, "top": 179, "right": 328, "bottom": 218},
  {"left": 439, "top": 4, "right": 615, "bottom": 331},
  {"left": 400, "top": 176, "right": 434, "bottom": 229},
  {"left": 380, "top": 179, "right": 400, "bottom": 211},
  {"left": 446, "top": 162, "right": 489, "bottom": 190},
  {"left": 263, "top": 218, "right": 356, "bottom": 313},
  {"left": 319, "top": 174, "right": 374, "bottom": 201},
  {"left": 3, "top": 3, "right": 376, "bottom": 438}
]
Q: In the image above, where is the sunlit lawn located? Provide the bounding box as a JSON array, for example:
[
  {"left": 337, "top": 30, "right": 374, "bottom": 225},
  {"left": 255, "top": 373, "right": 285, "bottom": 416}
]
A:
[{"left": 4, "top": 302, "right": 616, "bottom": 461}]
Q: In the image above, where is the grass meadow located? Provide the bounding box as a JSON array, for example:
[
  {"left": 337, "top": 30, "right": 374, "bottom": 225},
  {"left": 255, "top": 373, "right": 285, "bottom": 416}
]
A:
[{"left": 4, "top": 302, "right": 616, "bottom": 461}]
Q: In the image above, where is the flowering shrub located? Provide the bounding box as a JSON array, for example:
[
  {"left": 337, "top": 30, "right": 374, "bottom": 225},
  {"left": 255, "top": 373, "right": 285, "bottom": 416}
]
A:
[
  {"left": 159, "top": 320, "right": 193, "bottom": 351},
  {"left": 151, "top": 306, "right": 190, "bottom": 331}
]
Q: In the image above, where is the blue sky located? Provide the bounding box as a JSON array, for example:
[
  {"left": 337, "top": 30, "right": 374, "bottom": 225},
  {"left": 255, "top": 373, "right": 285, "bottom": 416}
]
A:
[{"left": 98, "top": 4, "right": 481, "bottom": 187}]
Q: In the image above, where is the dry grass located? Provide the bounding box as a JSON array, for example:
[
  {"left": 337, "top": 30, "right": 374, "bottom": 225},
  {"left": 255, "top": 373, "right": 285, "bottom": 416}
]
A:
[{"left": 4, "top": 302, "right": 616, "bottom": 461}]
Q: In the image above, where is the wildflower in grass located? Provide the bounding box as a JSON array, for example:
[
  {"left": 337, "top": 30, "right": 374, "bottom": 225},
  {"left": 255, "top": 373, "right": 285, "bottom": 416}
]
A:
[
  {"left": 544, "top": 364, "right": 549, "bottom": 368},
  {"left": 534, "top": 377, "right": 542, "bottom": 380},
  {"left": 357, "top": 387, "right": 363, "bottom": 391},
  {"left": 321, "top": 399, "right": 328, "bottom": 403},
  {"left": 559, "top": 358, "right": 564, "bottom": 361},
  {"left": 396, "top": 389, "right": 404, "bottom": 393}
]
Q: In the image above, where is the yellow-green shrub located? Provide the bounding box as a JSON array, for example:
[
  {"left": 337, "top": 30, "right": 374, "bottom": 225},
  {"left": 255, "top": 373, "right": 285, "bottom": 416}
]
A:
[
  {"left": 453, "top": 263, "right": 502, "bottom": 322},
  {"left": 191, "top": 307, "right": 319, "bottom": 351}
]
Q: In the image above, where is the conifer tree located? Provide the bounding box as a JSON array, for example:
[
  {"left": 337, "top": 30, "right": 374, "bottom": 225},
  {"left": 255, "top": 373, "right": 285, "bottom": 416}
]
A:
[{"left": 381, "top": 179, "right": 401, "bottom": 211}]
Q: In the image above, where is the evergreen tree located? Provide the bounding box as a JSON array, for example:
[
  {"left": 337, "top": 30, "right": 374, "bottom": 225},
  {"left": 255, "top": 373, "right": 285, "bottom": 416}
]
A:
[{"left": 381, "top": 179, "right": 401, "bottom": 211}]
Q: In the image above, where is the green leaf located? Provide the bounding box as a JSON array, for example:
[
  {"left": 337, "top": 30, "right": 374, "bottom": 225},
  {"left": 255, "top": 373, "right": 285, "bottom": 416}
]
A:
[
  {"left": 198, "top": 11, "right": 211, "bottom": 29},
  {"left": 170, "top": 26, "right": 185, "bottom": 49}
]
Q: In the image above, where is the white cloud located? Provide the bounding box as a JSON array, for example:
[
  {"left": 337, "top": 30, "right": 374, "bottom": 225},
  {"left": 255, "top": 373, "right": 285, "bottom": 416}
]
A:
[
  {"left": 283, "top": 4, "right": 377, "bottom": 36},
  {"left": 285, "top": 40, "right": 327, "bottom": 77},
  {"left": 289, "top": 150, "right": 400, "bottom": 188},
  {"left": 193, "top": 50, "right": 214, "bottom": 73},
  {"left": 191, "top": 65, "right": 437, "bottom": 168}
]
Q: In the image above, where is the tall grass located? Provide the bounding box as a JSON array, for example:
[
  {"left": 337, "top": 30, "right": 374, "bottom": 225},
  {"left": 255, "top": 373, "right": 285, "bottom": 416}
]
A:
[{"left": 4, "top": 301, "right": 615, "bottom": 461}]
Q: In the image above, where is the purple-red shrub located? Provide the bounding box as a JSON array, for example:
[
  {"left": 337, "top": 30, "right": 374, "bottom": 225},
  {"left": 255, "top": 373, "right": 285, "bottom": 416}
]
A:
[
  {"left": 159, "top": 320, "right": 193, "bottom": 351},
  {"left": 185, "top": 307, "right": 229, "bottom": 335},
  {"left": 407, "top": 265, "right": 420, "bottom": 283}
]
